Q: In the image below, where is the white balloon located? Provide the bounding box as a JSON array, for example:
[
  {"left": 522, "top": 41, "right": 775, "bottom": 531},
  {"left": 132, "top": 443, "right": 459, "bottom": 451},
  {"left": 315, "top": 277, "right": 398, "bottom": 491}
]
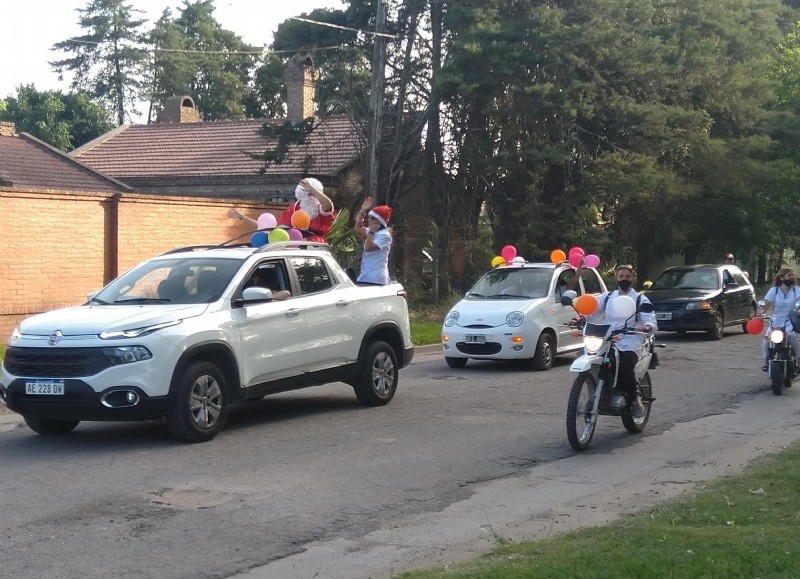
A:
[
  {"left": 611, "top": 295, "right": 636, "bottom": 319},
  {"left": 512, "top": 256, "right": 525, "bottom": 263}
]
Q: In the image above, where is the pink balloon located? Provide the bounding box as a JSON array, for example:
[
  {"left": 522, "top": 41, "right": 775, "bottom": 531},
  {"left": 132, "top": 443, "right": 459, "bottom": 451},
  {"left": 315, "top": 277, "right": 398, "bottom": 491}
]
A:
[
  {"left": 288, "top": 228, "right": 303, "bottom": 241},
  {"left": 257, "top": 212, "right": 277, "bottom": 229},
  {"left": 501, "top": 245, "right": 517, "bottom": 262},
  {"left": 569, "top": 252, "right": 582, "bottom": 267},
  {"left": 583, "top": 254, "right": 600, "bottom": 268},
  {"left": 568, "top": 246, "right": 585, "bottom": 258}
]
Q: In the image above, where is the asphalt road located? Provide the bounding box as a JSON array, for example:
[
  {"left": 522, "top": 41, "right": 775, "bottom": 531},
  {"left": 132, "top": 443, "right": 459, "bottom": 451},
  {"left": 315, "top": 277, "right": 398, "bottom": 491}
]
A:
[{"left": 1, "top": 327, "right": 797, "bottom": 579}]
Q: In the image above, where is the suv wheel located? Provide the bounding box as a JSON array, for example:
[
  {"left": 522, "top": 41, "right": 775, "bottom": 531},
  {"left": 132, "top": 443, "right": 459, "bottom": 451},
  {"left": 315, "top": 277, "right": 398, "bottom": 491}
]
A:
[
  {"left": 23, "top": 416, "right": 79, "bottom": 435},
  {"left": 168, "top": 361, "right": 229, "bottom": 443},
  {"left": 354, "top": 341, "right": 398, "bottom": 406}
]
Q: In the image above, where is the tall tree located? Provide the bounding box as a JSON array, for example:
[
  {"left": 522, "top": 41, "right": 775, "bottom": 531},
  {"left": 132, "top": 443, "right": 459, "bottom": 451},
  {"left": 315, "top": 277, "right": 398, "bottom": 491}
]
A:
[
  {"left": 147, "top": 0, "right": 258, "bottom": 121},
  {"left": 50, "top": 0, "right": 149, "bottom": 125},
  {"left": 0, "top": 85, "right": 113, "bottom": 151}
]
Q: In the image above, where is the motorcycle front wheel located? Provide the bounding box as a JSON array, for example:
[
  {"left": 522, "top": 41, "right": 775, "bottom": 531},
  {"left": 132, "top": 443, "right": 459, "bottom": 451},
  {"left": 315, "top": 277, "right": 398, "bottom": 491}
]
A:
[
  {"left": 622, "top": 372, "right": 652, "bottom": 433},
  {"left": 567, "top": 372, "right": 598, "bottom": 451},
  {"left": 771, "top": 360, "right": 785, "bottom": 396}
]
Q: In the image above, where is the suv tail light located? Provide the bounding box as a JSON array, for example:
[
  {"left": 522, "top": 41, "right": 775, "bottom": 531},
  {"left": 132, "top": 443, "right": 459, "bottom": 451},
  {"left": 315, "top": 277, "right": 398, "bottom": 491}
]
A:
[{"left": 397, "top": 289, "right": 408, "bottom": 299}]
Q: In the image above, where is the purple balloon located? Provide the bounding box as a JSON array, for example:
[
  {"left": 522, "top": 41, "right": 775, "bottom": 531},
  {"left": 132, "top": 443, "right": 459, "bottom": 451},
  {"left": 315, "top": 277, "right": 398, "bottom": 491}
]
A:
[{"left": 288, "top": 228, "right": 304, "bottom": 241}]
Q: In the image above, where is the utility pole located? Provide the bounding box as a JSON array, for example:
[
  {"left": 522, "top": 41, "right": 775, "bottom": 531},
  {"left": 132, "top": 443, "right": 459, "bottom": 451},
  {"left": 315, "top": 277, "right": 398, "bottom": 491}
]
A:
[{"left": 366, "top": 0, "right": 387, "bottom": 204}]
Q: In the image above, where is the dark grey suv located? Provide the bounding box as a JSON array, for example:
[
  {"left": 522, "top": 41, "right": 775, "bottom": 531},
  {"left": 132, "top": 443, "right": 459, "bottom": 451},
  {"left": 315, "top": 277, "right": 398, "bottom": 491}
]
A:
[{"left": 645, "top": 264, "right": 756, "bottom": 340}]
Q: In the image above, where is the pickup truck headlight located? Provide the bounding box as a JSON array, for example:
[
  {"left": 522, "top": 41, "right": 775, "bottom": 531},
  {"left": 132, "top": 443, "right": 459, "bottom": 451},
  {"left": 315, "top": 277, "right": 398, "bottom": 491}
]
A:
[
  {"left": 102, "top": 346, "right": 153, "bottom": 365},
  {"left": 99, "top": 319, "right": 182, "bottom": 339}
]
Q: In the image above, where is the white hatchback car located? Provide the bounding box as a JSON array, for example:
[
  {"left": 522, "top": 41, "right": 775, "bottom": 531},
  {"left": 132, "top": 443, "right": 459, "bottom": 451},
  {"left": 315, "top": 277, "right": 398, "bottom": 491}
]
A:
[{"left": 441, "top": 261, "right": 607, "bottom": 370}]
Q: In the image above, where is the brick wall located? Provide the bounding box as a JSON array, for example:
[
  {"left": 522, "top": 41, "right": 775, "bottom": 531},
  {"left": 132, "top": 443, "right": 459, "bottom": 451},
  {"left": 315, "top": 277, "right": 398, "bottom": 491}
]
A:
[{"left": 0, "top": 188, "right": 283, "bottom": 341}]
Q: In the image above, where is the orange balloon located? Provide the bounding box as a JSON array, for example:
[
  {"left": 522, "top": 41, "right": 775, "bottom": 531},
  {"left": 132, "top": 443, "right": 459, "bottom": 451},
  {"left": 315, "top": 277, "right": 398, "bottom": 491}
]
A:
[
  {"left": 574, "top": 294, "right": 599, "bottom": 316},
  {"left": 291, "top": 209, "right": 311, "bottom": 230},
  {"left": 550, "top": 249, "right": 567, "bottom": 264}
]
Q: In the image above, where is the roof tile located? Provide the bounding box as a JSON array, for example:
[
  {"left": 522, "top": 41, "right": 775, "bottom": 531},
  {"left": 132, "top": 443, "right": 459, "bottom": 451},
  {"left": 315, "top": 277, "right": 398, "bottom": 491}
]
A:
[{"left": 74, "top": 115, "right": 364, "bottom": 180}]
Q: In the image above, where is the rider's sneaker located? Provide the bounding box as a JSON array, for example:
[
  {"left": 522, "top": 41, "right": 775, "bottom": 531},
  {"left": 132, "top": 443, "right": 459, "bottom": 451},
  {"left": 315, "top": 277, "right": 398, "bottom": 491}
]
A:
[{"left": 630, "top": 396, "right": 646, "bottom": 419}]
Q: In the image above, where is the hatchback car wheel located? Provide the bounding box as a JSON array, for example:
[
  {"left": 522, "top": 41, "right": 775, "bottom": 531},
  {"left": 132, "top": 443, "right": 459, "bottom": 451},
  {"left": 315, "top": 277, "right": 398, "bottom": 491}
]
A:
[
  {"left": 708, "top": 309, "right": 725, "bottom": 340},
  {"left": 531, "top": 333, "right": 555, "bottom": 371}
]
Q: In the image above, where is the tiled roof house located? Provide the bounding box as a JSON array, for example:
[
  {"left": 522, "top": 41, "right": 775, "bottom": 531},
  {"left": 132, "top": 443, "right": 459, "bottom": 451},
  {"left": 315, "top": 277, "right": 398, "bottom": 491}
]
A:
[
  {"left": 0, "top": 122, "right": 130, "bottom": 194},
  {"left": 71, "top": 54, "right": 367, "bottom": 205}
]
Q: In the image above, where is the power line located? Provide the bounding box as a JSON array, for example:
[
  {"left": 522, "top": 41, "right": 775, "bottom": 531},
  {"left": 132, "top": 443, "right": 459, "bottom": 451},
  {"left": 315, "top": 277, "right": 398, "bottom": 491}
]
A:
[{"left": 60, "top": 38, "right": 350, "bottom": 56}]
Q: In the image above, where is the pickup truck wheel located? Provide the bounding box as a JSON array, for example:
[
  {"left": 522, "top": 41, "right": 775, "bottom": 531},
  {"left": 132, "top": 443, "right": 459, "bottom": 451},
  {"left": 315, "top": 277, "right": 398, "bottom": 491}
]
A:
[
  {"left": 354, "top": 341, "right": 398, "bottom": 406},
  {"left": 23, "top": 416, "right": 79, "bottom": 435},
  {"left": 168, "top": 361, "right": 229, "bottom": 443}
]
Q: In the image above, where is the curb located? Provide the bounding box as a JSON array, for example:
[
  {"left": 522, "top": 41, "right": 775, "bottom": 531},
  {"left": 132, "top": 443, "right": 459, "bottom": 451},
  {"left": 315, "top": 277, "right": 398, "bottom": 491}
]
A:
[{"left": 414, "top": 344, "right": 441, "bottom": 356}]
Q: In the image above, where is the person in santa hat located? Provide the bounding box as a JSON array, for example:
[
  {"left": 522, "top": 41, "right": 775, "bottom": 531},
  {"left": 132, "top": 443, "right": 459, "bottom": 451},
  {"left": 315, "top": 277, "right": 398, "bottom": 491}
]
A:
[
  {"left": 353, "top": 196, "right": 393, "bottom": 285},
  {"left": 228, "top": 177, "right": 335, "bottom": 242}
]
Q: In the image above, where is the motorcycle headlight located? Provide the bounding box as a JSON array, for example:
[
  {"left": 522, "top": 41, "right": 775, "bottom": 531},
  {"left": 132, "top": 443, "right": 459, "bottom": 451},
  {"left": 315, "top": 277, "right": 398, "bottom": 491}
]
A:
[
  {"left": 583, "top": 335, "right": 604, "bottom": 354},
  {"left": 506, "top": 311, "right": 524, "bottom": 327},
  {"left": 444, "top": 311, "right": 460, "bottom": 327},
  {"left": 770, "top": 329, "right": 785, "bottom": 344}
]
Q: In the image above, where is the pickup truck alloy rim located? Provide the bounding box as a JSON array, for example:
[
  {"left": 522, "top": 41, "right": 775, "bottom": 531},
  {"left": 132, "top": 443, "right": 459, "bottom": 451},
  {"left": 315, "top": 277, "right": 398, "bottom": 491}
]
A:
[{"left": 190, "top": 375, "right": 223, "bottom": 428}]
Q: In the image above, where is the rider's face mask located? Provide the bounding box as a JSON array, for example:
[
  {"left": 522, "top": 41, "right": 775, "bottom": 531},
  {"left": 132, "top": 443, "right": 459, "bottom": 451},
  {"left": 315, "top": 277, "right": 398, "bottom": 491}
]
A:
[
  {"left": 617, "top": 279, "right": 632, "bottom": 291},
  {"left": 784, "top": 278, "right": 795, "bottom": 286}
]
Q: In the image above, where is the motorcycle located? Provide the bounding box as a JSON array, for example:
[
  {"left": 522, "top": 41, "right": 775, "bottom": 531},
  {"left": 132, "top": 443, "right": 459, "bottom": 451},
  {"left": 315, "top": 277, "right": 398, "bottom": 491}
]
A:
[
  {"left": 563, "top": 298, "right": 665, "bottom": 451},
  {"left": 758, "top": 299, "right": 800, "bottom": 396}
]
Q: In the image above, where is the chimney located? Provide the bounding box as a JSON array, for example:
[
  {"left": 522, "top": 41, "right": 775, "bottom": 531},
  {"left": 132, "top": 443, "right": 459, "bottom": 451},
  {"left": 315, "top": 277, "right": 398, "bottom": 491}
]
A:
[
  {"left": 0, "top": 122, "right": 16, "bottom": 136},
  {"left": 157, "top": 95, "right": 201, "bottom": 123},
  {"left": 283, "top": 53, "right": 317, "bottom": 122}
]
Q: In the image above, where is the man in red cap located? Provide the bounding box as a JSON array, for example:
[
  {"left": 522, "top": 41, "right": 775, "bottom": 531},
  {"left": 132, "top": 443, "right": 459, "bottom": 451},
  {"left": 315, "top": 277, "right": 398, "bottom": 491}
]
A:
[{"left": 353, "top": 196, "right": 393, "bottom": 285}]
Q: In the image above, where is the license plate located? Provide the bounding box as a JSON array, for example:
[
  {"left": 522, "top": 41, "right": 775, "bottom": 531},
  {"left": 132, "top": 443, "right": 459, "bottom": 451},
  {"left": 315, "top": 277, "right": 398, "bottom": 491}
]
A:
[
  {"left": 656, "top": 312, "right": 672, "bottom": 321},
  {"left": 465, "top": 335, "right": 486, "bottom": 343},
  {"left": 25, "top": 379, "right": 65, "bottom": 396}
]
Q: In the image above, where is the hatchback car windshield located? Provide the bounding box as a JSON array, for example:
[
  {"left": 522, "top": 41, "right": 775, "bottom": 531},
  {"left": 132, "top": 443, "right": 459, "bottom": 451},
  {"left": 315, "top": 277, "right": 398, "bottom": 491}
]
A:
[
  {"left": 92, "top": 257, "right": 246, "bottom": 305},
  {"left": 467, "top": 267, "right": 551, "bottom": 299},
  {"left": 652, "top": 268, "right": 720, "bottom": 291}
]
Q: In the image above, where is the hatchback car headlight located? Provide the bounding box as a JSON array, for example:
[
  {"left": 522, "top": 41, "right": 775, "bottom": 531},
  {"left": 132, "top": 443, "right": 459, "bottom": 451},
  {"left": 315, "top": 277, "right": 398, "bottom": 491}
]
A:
[
  {"left": 444, "top": 311, "right": 460, "bottom": 327},
  {"left": 686, "top": 300, "right": 712, "bottom": 310},
  {"left": 506, "top": 311, "right": 524, "bottom": 327},
  {"left": 583, "top": 335, "right": 604, "bottom": 354},
  {"left": 770, "top": 329, "right": 785, "bottom": 344}
]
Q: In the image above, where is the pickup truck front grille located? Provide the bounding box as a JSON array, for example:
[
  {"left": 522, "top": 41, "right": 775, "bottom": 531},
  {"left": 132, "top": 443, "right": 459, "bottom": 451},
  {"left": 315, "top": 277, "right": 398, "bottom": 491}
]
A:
[{"left": 3, "top": 347, "right": 112, "bottom": 378}]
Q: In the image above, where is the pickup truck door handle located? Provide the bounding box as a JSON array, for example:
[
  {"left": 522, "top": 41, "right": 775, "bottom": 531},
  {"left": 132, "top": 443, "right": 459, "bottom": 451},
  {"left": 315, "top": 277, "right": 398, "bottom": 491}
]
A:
[
  {"left": 335, "top": 300, "right": 350, "bottom": 307},
  {"left": 284, "top": 308, "right": 302, "bottom": 317}
]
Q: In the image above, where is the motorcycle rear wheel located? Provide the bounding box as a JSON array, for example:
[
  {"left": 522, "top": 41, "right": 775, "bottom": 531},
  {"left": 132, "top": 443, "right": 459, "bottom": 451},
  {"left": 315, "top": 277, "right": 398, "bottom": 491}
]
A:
[
  {"left": 622, "top": 372, "right": 652, "bottom": 433},
  {"left": 771, "top": 360, "right": 784, "bottom": 396},
  {"left": 567, "top": 372, "right": 598, "bottom": 451}
]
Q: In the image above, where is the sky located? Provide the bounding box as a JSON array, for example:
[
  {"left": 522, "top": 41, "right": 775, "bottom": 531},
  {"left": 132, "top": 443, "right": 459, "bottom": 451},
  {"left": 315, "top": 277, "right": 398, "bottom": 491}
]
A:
[{"left": 0, "top": 0, "right": 345, "bottom": 99}]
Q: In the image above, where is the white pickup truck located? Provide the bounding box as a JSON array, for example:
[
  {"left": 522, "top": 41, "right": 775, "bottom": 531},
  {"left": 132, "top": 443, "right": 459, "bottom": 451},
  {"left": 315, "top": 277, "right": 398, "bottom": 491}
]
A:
[{"left": 1, "top": 241, "right": 414, "bottom": 442}]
